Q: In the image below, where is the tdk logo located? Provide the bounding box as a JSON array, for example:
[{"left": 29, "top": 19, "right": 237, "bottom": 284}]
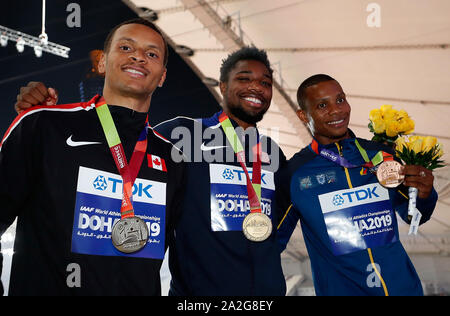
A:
[
  {"left": 93, "top": 175, "right": 152, "bottom": 198},
  {"left": 341, "top": 186, "right": 380, "bottom": 203},
  {"left": 319, "top": 183, "right": 389, "bottom": 214},
  {"left": 222, "top": 168, "right": 235, "bottom": 180},
  {"left": 93, "top": 175, "right": 108, "bottom": 191},
  {"left": 221, "top": 168, "right": 267, "bottom": 185},
  {"left": 332, "top": 194, "right": 345, "bottom": 206}
]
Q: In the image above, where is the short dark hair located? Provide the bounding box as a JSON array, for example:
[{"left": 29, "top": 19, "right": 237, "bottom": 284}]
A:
[
  {"left": 296, "top": 74, "right": 336, "bottom": 110},
  {"left": 103, "top": 18, "right": 169, "bottom": 66},
  {"left": 219, "top": 46, "right": 273, "bottom": 83}
]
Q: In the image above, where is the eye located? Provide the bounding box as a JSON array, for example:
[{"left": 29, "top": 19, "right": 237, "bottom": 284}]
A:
[
  {"left": 119, "top": 45, "right": 131, "bottom": 51},
  {"left": 337, "top": 97, "right": 345, "bottom": 104},
  {"left": 317, "top": 102, "right": 327, "bottom": 109},
  {"left": 147, "top": 51, "right": 158, "bottom": 59},
  {"left": 262, "top": 80, "right": 272, "bottom": 87}
]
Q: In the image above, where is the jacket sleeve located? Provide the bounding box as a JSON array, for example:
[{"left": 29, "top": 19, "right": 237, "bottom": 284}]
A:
[
  {"left": 154, "top": 117, "right": 197, "bottom": 163},
  {"left": 165, "top": 157, "right": 186, "bottom": 248},
  {"left": 0, "top": 112, "right": 42, "bottom": 293}
]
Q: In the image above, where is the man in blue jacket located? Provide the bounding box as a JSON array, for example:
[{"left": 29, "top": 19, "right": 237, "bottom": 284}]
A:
[{"left": 276, "top": 74, "right": 438, "bottom": 296}]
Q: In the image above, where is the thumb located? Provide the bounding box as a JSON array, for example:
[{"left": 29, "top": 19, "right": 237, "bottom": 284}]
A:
[{"left": 45, "top": 87, "right": 58, "bottom": 105}]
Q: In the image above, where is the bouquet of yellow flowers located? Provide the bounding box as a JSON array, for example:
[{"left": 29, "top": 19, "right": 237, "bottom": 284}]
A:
[
  {"left": 395, "top": 135, "right": 445, "bottom": 234},
  {"left": 369, "top": 105, "right": 415, "bottom": 145},
  {"left": 369, "top": 105, "right": 445, "bottom": 235},
  {"left": 395, "top": 135, "right": 445, "bottom": 170}
]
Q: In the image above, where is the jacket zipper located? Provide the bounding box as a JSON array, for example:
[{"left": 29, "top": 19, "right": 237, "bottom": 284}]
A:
[{"left": 335, "top": 142, "right": 389, "bottom": 296}]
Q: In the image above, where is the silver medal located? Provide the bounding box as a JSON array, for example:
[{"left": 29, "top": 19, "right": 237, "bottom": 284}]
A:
[{"left": 111, "top": 216, "right": 149, "bottom": 253}]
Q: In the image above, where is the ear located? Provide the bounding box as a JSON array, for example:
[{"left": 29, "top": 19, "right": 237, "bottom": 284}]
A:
[
  {"left": 158, "top": 68, "right": 167, "bottom": 88},
  {"left": 98, "top": 51, "right": 106, "bottom": 75},
  {"left": 219, "top": 81, "right": 227, "bottom": 96},
  {"left": 296, "top": 109, "right": 309, "bottom": 124}
]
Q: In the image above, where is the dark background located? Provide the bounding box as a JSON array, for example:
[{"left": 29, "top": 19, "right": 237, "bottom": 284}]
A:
[{"left": 0, "top": 0, "right": 221, "bottom": 135}]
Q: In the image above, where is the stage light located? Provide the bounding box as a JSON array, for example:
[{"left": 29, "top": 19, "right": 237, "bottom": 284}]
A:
[
  {"left": 175, "top": 45, "right": 195, "bottom": 57},
  {"left": 202, "top": 77, "right": 219, "bottom": 87},
  {"left": 139, "top": 7, "right": 159, "bottom": 22},
  {"left": 0, "top": 33, "right": 7, "bottom": 47},
  {"left": 16, "top": 38, "right": 25, "bottom": 53},
  {"left": 0, "top": 25, "right": 70, "bottom": 58},
  {"left": 39, "top": 33, "right": 48, "bottom": 46},
  {"left": 34, "top": 45, "right": 43, "bottom": 57}
]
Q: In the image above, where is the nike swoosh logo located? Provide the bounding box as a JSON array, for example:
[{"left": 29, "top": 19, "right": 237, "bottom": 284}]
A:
[
  {"left": 66, "top": 135, "right": 102, "bottom": 147},
  {"left": 200, "top": 142, "right": 229, "bottom": 152}
]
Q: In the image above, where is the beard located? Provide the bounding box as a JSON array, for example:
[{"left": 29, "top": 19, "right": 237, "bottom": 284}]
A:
[{"left": 227, "top": 103, "right": 268, "bottom": 125}]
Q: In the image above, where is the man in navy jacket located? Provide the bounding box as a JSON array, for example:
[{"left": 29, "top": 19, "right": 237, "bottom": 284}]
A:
[{"left": 276, "top": 74, "right": 438, "bottom": 296}]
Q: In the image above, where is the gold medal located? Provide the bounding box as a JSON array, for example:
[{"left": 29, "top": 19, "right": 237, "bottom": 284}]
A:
[{"left": 242, "top": 212, "right": 272, "bottom": 242}]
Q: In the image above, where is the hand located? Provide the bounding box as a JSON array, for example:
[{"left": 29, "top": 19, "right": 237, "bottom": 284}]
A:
[
  {"left": 14, "top": 82, "right": 58, "bottom": 114},
  {"left": 402, "top": 165, "right": 434, "bottom": 199}
]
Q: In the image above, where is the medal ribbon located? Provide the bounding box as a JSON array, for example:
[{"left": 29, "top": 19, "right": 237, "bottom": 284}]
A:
[
  {"left": 95, "top": 97, "right": 149, "bottom": 219},
  {"left": 219, "top": 112, "right": 262, "bottom": 213},
  {"left": 311, "top": 138, "right": 392, "bottom": 169}
]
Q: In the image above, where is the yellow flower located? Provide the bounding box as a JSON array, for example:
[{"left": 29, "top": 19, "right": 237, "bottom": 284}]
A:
[
  {"left": 395, "top": 136, "right": 407, "bottom": 152},
  {"left": 408, "top": 136, "right": 424, "bottom": 153},
  {"left": 385, "top": 120, "right": 400, "bottom": 137},
  {"left": 380, "top": 104, "right": 393, "bottom": 113},
  {"left": 396, "top": 110, "right": 415, "bottom": 134},
  {"left": 422, "top": 136, "right": 437, "bottom": 152},
  {"left": 396, "top": 110, "right": 408, "bottom": 119},
  {"left": 383, "top": 109, "right": 398, "bottom": 122},
  {"left": 403, "top": 119, "right": 416, "bottom": 135},
  {"left": 371, "top": 117, "right": 386, "bottom": 134},
  {"left": 432, "top": 143, "right": 444, "bottom": 160},
  {"left": 369, "top": 109, "right": 383, "bottom": 122}
]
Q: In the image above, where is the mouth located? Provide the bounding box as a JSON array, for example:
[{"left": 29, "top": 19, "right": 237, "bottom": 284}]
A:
[
  {"left": 326, "top": 117, "right": 348, "bottom": 128},
  {"left": 122, "top": 65, "right": 148, "bottom": 78},
  {"left": 241, "top": 95, "right": 265, "bottom": 108}
]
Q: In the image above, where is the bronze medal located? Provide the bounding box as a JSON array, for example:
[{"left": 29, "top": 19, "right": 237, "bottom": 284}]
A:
[{"left": 376, "top": 160, "right": 405, "bottom": 188}]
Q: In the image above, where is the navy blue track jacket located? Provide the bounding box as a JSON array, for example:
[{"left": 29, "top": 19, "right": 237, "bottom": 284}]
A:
[
  {"left": 155, "top": 111, "right": 287, "bottom": 296},
  {"left": 276, "top": 133, "right": 438, "bottom": 296}
]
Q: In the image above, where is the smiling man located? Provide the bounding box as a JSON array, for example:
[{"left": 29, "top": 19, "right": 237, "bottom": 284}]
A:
[
  {"left": 154, "top": 47, "right": 286, "bottom": 295},
  {"left": 0, "top": 18, "right": 184, "bottom": 296},
  {"left": 219, "top": 58, "right": 272, "bottom": 129},
  {"left": 276, "top": 74, "right": 438, "bottom": 296}
]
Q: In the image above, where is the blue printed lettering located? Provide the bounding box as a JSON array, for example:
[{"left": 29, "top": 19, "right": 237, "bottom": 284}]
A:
[
  {"left": 108, "top": 177, "right": 122, "bottom": 193},
  {"left": 355, "top": 189, "right": 368, "bottom": 201},
  {"left": 234, "top": 170, "right": 245, "bottom": 181},
  {"left": 369, "top": 186, "right": 379, "bottom": 198},
  {"left": 342, "top": 192, "right": 354, "bottom": 203}
]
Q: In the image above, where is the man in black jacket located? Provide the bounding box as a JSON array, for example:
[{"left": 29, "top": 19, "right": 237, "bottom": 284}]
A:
[{"left": 0, "top": 18, "right": 184, "bottom": 296}]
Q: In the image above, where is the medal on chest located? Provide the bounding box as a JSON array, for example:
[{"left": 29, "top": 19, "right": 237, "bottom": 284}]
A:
[
  {"left": 96, "top": 98, "right": 150, "bottom": 253},
  {"left": 219, "top": 112, "right": 272, "bottom": 242}
]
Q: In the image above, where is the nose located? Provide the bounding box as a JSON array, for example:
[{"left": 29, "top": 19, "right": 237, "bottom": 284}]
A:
[
  {"left": 130, "top": 50, "right": 146, "bottom": 64},
  {"left": 328, "top": 101, "right": 342, "bottom": 115},
  {"left": 248, "top": 80, "right": 264, "bottom": 93}
]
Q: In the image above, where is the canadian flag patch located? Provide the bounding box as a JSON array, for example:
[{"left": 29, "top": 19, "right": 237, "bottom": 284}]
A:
[{"left": 147, "top": 154, "right": 167, "bottom": 172}]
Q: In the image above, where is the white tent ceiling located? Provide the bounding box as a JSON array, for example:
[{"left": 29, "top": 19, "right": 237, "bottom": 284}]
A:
[{"left": 125, "top": 0, "right": 450, "bottom": 293}]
